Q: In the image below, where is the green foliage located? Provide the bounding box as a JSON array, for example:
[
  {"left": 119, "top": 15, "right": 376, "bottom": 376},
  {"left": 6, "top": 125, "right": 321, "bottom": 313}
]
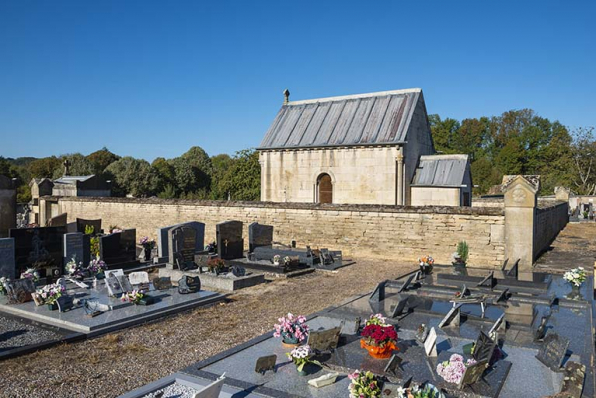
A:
[
  {"left": 569, "top": 127, "right": 596, "bottom": 195},
  {"left": 105, "top": 157, "right": 160, "bottom": 197},
  {"left": 218, "top": 149, "right": 261, "bottom": 201},
  {"left": 86, "top": 147, "right": 120, "bottom": 175},
  {"left": 456, "top": 241, "right": 469, "bottom": 263},
  {"left": 52, "top": 153, "right": 94, "bottom": 179},
  {"left": 84, "top": 225, "right": 95, "bottom": 235},
  {"left": 28, "top": 156, "right": 62, "bottom": 178}
]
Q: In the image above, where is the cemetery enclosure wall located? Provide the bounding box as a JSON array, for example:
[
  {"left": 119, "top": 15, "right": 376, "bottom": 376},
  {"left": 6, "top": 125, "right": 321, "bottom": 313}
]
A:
[
  {"left": 534, "top": 201, "right": 568, "bottom": 260},
  {"left": 55, "top": 197, "right": 506, "bottom": 267}
]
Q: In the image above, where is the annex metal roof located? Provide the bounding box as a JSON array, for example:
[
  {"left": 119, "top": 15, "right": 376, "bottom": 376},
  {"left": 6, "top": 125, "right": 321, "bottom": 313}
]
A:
[
  {"left": 411, "top": 154, "right": 470, "bottom": 187},
  {"left": 258, "top": 88, "right": 422, "bottom": 150},
  {"left": 54, "top": 175, "right": 95, "bottom": 185}
]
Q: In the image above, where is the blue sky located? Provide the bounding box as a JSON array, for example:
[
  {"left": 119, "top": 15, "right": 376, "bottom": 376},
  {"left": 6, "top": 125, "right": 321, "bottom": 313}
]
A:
[{"left": 1, "top": 1, "right": 594, "bottom": 161}]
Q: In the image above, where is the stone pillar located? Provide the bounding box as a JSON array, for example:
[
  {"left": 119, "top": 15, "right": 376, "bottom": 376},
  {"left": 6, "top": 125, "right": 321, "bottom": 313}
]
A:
[
  {"left": 0, "top": 176, "right": 16, "bottom": 238},
  {"left": 396, "top": 148, "right": 404, "bottom": 206},
  {"left": 554, "top": 186, "right": 570, "bottom": 202},
  {"left": 503, "top": 175, "right": 539, "bottom": 272}
]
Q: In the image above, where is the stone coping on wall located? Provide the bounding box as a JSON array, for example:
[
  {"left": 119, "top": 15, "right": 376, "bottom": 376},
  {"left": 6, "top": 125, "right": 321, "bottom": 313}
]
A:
[{"left": 45, "top": 196, "right": 505, "bottom": 216}]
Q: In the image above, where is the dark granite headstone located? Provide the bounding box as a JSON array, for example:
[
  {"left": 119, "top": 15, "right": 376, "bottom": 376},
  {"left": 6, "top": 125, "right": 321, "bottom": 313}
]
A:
[
  {"left": 0, "top": 237, "right": 15, "bottom": 279},
  {"left": 255, "top": 355, "right": 276, "bottom": 374},
  {"left": 100, "top": 230, "right": 137, "bottom": 267},
  {"left": 57, "top": 295, "right": 74, "bottom": 312},
  {"left": 391, "top": 296, "right": 409, "bottom": 318},
  {"left": 63, "top": 232, "right": 84, "bottom": 270},
  {"left": 216, "top": 221, "right": 244, "bottom": 260},
  {"left": 76, "top": 218, "right": 101, "bottom": 234},
  {"left": 536, "top": 333, "right": 569, "bottom": 371},
  {"left": 100, "top": 233, "right": 121, "bottom": 264},
  {"left": 307, "top": 326, "right": 341, "bottom": 352},
  {"left": 458, "top": 360, "right": 488, "bottom": 389},
  {"left": 158, "top": 221, "right": 205, "bottom": 258},
  {"left": 178, "top": 275, "right": 201, "bottom": 294},
  {"left": 47, "top": 213, "right": 67, "bottom": 227},
  {"left": 384, "top": 354, "right": 403, "bottom": 375},
  {"left": 248, "top": 222, "right": 273, "bottom": 252},
  {"left": 6, "top": 278, "right": 36, "bottom": 303},
  {"left": 9, "top": 227, "right": 66, "bottom": 275},
  {"left": 152, "top": 277, "right": 172, "bottom": 290},
  {"left": 473, "top": 332, "right": 497, "bottom": 363},
  {"left": 168, "top": 226, "right": 197, "bottom": 269}
]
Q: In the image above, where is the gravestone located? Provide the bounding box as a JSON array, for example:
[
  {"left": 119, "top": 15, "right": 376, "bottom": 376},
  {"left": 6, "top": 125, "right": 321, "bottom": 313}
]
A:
[
  {"left": 248, "top": 222, "right": 273, "bottom": 252},
  {"left": 307, "top": 326, "right": 342, "bottom": 352},
  {"left": 438, "top": 304, "right": 461, "bottom": 329},
  {"left": 536, "top": 333, "right": 570, "bottom": 371},
  {"left": 473, "top": 332, "right": 497, "bottom": 363},
  {"left": 106, "top": 275, "right": 123, "bottom": 297},
  {"left": 76, "top": 218, "right": 101, "bottom": 234},
  {"left": 117, "top": 275, "right": 134, "bottom": 293},
  {"left": 63, "top": 232, "right": 84, "bottom": 270},
  {"left": 9, "top": 226, "right": 66, "bottom": 276},
  {"left": 384, "top": 354, "right": 403, "bottom": 375},
  {"left": 47, "top": 213, "right": 67, "bottom": 227},
  {"left": 424, "top": 327, "right": 437, "bottom": 357},
  {"left": 178, "top": 275, "right": 201, "bottom": 294},
  {"left": 6, "top": 278, "right": 36, "bottom": 303},
  {"left": 255, "top": 355, "right": 276, "bottom": 374},
  {"left": 100, "top": 230, "right": 137, "bottom": 267},
  {"left": 168, "top": 226, "right": 197, "bottom": 270},
  {"left": 458, "top": 360, "right": 488, "bottom": 389},
  {"left": 0, "top": 237, "right": 15, "bottom": 279},
  {"left": 57, "top": 295, "right": 74, "bottom": 312},
  {"left": 153, "top": 277, "right": 172, "bottom": 290},
  {"left": 129, "top": 272, "right": 149, "bottom": 285},
  {"left": 157, "top": 221, "right": 205, "bottom": 258},
  {"left": 216, "top": 221, "right": 244, "bottom": 260}
]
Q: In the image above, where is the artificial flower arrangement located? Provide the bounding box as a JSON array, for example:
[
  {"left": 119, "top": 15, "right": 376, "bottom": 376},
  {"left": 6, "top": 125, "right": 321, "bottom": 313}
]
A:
[
  {"left": 273, "top": 255, "right": 281, "bottom": 265},
  {"left": 282, "top": 256, "right": 292, "bottom": 266},
  {"left": 207, "top": 258, "right": 226, "bottom": 273},
  {"left": 37, "top": 283, "right": 66, "bottom": 305},
  {"left": 360, "top": 313, "right": 398, "bottom": 359},
  {"left": 348, "top": 370, "right": 381, "bottom": 398},
  {"left": 0, "top": 276, "right": 9, "bottom": 295},
  {"left": 436, "top": 354, "right": 477, "bottom": 385},
  {"left": 563, "top": 267, "right": 586, "bottom": 287},
  {"left": 396, "top": 383, "right": 445, "bottom": 398},
  {"left": 121, "top": 290, "right": 144, "bottom": 305},
  {"left": 20, "top": 268, "right": 40, "bottom": 282},
  {"left": 273, "top": 313, "right": 309, "bottom": 346},
  {"left": 418, "top": 255, "right": 435, "bottom": 267},
  {"left": 87, "top": 258, "right": 107, "bottom": 277},
  {"left": 286, "top": 345, "right": 321, "bottom": 374},
  {"left": 65, "top": 255, "right": 85, "bottom": 278},
  {"left": 139, "top": 236, "right": 156, "bottom": 249}
]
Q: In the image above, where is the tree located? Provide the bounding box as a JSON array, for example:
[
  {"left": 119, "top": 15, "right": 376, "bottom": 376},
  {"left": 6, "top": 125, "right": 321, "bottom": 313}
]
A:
[
  {"left": 218, "top": 149, "right": 260, "bottom": 201},
  {"left": 52, "top": 153, "right": 94, "bottom": 179},
  {"left": 569, "top": 127, "right": 596, "bottom": 195},
  {"left": 169, "top": 146, "right": 212, "bottom": 196},
  {"left": 28, "top": 156, "right": 62, "bottom": 179},
  {"left": 429, "top": 114, "right": 460, "bottom": 154},
  {"left": 152, "top": 157, "right": 176, "bottom": 197},
  {"left": 87, "top": 147, "right": 120, "bottom": 174},
  {"left": 210, "top": 154, "right": 234, "bottom": 200},
  {"left": 105, "top": 157, "right": 159, "bottom": 197}
]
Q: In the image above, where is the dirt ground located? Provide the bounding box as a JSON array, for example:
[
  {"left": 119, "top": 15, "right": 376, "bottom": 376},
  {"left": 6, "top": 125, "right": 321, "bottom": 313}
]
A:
[{"left": 0, "top": 259, "right": 413, "bottom": 398}]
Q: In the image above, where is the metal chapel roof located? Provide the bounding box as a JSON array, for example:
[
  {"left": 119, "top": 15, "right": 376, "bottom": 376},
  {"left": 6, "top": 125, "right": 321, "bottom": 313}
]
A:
[
  {"left": 411, "top": 154, "right": 470, "bottom": 187},
  {"left": 258, "top": 88, "right": 422, "bottom": 150}
]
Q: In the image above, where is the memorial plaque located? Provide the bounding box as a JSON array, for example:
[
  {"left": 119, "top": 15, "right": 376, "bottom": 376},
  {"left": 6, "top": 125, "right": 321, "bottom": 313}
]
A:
[
  {"left": 496, "top": 288, "right": 510, "bottom": 303},
  {"left": 255, "top": 354, "right": 277, "bottom": 374},
  {"left": 391, "top": 296, "right": 409, "bottom": 318},
  {"left": 76, "top": 218, "right": 101, "bottom": 234},
  {"left": 424, "top": 327, "right": 437, "bottom": 357},
  {"left": 319, "top": 248, "right": 334, "bottom": 265},
  {"left": 105, "top": 269, "right": 124, "bottom": 279},
  {"left": 57, "top": 295, "right": 74, "bottom": 312},
  {"left": 384, "top": 354, "right": 403, "bottom": 375},
  {"left": 473, "top": 331, "right": 496, "bottom": 363},
  {"left": 216, "top": 220, "right": 244, "bottom": 260},
  {"left": 178, "top": 275, "right": 201, "bottom": 294},
  {"left": 106, "top": 275, "right": 123, "bottom": 297},
  {"left": 0, "top": 237, "right": 15, "bottom": 279},
  {"left": 157, "top": 221, "right": 205, "bottom": 258},
  {"left": 152, "top": 277, "right": 172, "bottom": 290},
  {"left": 248, "top": 222, "right": 273, "bottom": 252},
  {"left": 340, "top": 317, "right": 361, "bottom": 335},
  {"left": 438, "top": 304, "right": 461, "bottom": 329},
  {"left": 458, "top": 360, "right": 488, "bottom": 389},
  {"left": 505, "top": 260, "right": 519, "bottom": 279},
  {"left": 168, "top": 226, "right": 197, "bottom": 269},
  {"left": 129, "top": 271, "right": 149, "bottom": 285},
  {"left": 488, "top": 314, "right": 506, "bottom": 337},
  {"left": 536, "top": 333, "right": 569, "bottom": 371},
  {"left": 63, "top": 232, "right": 84, "bottom": 271},
  {"left": 117, "top": 275, "right": 134, "bottom": 293},
  {"left": 6, "top": 278, "right": 36, "bottom": 303},
  {"left": 398, "top": 274, "right": 416, "bottom": 293},
  {"left": 307, "top": 326, "right": 341, "bottom": 352},
  {"left": 477, "top": 271, "right": 495, "bottom": 288}
]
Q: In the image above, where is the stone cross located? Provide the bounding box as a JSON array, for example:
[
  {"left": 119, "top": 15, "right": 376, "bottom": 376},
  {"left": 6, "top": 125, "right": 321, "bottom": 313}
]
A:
[{"left": 63, "top": 159, "right": 71, "bottom": 176}]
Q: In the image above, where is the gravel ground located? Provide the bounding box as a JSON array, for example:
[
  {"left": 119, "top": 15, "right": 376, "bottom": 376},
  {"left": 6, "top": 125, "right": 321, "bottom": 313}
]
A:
[
  {"left": 0, "top": 258, "right": 413, "bottom": 398},
  {"left": 534, "top": 222, "right": 596, "bottom": 274},
  {"left": 0, "top": 315, "right": 63, "bottom": 350},
  {"left": 142, "top": 382, "right": 198, "bottom": 398}
]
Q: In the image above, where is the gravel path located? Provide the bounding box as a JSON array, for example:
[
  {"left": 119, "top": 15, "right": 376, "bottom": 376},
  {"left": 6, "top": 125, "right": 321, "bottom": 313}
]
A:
[
  {"left": 142, "top": 382, "right": 199, "bottom": 398},
  {"left": 0, "top": 315, "right": 63, "bottom": 350},
  {"left": 0, "top": 258, "right": 413, "bottom": 398}
]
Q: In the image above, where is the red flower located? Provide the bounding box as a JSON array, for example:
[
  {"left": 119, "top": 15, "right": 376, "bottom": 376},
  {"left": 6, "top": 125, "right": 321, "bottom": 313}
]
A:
[{"left": 361, "top": 324, "right": 398, "bottom": 346}]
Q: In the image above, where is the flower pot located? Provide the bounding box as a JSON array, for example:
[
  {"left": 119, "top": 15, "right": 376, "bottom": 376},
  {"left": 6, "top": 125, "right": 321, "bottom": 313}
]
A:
[
  {"left": 419, "top": 264, "right": 433, "bottom": 275},
  {"left": 360, "top": 339, "right": 397, "bottom": 359},
  {"left": 282, "top": 340, "right": 301, "bottom": 349},
  {"left": 452, "top": 264, "right": 468, "bottom": 276},
  {"left": 47, "top": 302, "right": 58, "bottom": 311},
  {"left": 463, "top": 343, "right": 474, "bottom": 355},
  {"left": 138, "top": 295, "right": 155, "bottom": 306},
  {"left": 296, "top": 362, "right": 319, "bottom": 376}
]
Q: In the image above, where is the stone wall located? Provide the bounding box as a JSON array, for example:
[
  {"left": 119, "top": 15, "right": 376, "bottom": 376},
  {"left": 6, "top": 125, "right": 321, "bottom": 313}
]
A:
[
  {"left": 534, "top": 201, "right": 569, "bottom": 260},
  {"left": 54, "top": 197, "right": 507, "bottom": 267}
]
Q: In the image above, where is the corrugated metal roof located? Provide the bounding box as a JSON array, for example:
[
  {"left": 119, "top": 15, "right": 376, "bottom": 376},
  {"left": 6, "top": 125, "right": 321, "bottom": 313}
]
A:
[
  {"left": 259, "top": 88, "right": 421, "bottom": 149},
  {"left": 412, "top": 155, "right": 469, "bottom": 187},
  {"left": 54, "top": 175, "right": 95, "bottom": 184}
]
